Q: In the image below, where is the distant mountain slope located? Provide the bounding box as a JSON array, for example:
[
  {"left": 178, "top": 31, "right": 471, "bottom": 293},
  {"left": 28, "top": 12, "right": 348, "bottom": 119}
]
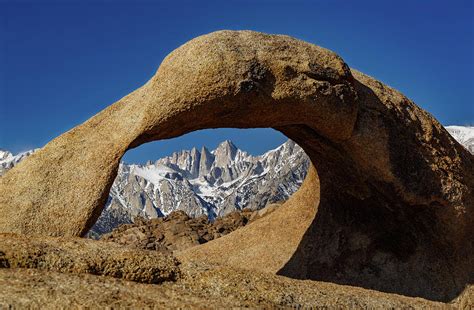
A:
[
  {"left": 446, "top": 126, "right": 474, "bottom": 154},
  {"left": 0, "top": 149, "right": 37, "bottom": 176},
  {"left": 2, "top": 125, "right": 472, "bottom": 237},
  {"left": 91, "top": 139, "right": 308, "bottom": 236}
]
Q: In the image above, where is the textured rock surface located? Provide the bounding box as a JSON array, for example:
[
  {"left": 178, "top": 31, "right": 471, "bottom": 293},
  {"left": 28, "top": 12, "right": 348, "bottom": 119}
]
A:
[
  {"left": 100, "top": 206, "right": 280, "bottom": 251},
  {"left": 0, "top": 233, "right": 180, "bottom": 284},
  {"left": 0, "top": 30, "right": 472, "bottom": 302},
  {"left": 0, "top": 263, "right": 461, "bottom": 309}
]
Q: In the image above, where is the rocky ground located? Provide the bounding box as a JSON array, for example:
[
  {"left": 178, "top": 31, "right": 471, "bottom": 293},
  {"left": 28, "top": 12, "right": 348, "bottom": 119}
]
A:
[
  {"left": 0, "top": 234, "right": 180, "bottom": 284},
  {"left": 0, "top": 207, "right": 472, "bottom": 308},
  {"left": 2, "top": 264, "right": 466, "bottom": 309},
  {"left": 99, "top": 204, "right": 281, "bottom": 252},
  {"left": 1, "top": 167, "right": 472, "bottom": 308}
]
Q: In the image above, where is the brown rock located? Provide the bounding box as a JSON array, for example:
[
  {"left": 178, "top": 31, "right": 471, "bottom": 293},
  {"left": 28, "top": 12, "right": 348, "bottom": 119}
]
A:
[
  {"left": 0, "top": 233, "right": 180, "bottom": 284},
  {"left": 0, "top": 30, "right": 472, "bottom": 302},
  {"left": 101, "top": 209, "right": 265, "bottom": 253},
  {"left": 0, "top": 30, "right": 358, "bottom": 237},
  {"left": 0, "top": 263, "right": 462, "bottom": 309}
]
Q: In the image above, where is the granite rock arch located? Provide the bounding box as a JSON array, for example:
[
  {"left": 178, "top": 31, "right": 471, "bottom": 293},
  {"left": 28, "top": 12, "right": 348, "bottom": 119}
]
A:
[{"left": 0, "top": 30, "right": 472, "bottom": 301}]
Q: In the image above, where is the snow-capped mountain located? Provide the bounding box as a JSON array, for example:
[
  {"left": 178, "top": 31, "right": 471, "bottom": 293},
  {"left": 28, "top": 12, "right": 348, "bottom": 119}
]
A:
[
  {"left": 446, "top": 126, "right": 474, "bottom": 154},
  {"left": 0, "top": 149, "right": 37, "bottom": 176},
  {"left": 92, "top": 139, "right": 309, "bottom": 236}
]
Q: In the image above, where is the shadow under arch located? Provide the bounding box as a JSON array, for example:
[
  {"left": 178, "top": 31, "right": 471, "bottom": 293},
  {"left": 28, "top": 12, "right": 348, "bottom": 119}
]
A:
[
  {"left": 273, "top": 75, "right": 474, "bottom": 302},
  {"left": 0, "top": 31, "right": 472, "bottom": 302},
  {"left": 277, "top": 123, "right": 470, "bottom": 302}
]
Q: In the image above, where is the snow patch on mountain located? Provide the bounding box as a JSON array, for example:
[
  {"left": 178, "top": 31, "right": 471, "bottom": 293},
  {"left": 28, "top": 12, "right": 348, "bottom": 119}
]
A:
[
  {"left": 446, "top": 126, "right": 474, "bottom": 154},
  {"left": 0, "top": 149, "right": 37, "bottom": 175}
]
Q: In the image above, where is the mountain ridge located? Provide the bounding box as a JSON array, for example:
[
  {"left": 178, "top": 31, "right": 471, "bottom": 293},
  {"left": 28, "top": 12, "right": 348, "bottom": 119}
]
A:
[{"left": 93, "top": 139, "right": 308, "bottom": 236}]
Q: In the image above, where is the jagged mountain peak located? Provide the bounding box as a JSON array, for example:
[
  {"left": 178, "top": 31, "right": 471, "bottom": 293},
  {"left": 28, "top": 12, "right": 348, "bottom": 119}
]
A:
[
  {"left": 221, "top": 139, "right": 237, "bottom": 148},
  {"left": 213, "top": 140, "right": 238, "bottom": 162}
]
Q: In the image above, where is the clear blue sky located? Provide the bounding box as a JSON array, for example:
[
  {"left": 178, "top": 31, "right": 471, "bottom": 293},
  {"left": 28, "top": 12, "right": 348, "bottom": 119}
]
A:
[{"left": 1, "top": 0, "right": 473, "bottom": 163}]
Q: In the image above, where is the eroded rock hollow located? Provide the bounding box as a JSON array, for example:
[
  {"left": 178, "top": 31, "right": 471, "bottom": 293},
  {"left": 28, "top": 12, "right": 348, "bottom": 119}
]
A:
[{"left": 0, "top": 31, "right": 472, "bottom": 301}]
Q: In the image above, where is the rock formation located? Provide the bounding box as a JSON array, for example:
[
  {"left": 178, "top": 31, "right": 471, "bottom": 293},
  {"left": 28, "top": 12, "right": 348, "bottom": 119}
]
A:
[
  {"left": 0, "top": 233, "right": 180, "bottom": 283},
  {"left": 0, "top": 30, "right": 472, "bottom": 302},
  {"left": 3, "top": 130, "right": 473, "bottom": 238},
  {"left": 100, "top": 206, "right": 281, "bottom": 251}
]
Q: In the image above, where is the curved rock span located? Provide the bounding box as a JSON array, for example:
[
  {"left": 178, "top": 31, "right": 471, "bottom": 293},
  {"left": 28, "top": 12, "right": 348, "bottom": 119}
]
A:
[{"left": 0, "top": 31, "right": 472, "bottom": 302}]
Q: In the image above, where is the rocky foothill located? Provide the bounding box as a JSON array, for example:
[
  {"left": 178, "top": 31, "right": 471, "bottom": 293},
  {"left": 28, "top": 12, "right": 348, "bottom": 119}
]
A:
[{"left": 100, "top": 205, "right": 281, "bottom": 252}]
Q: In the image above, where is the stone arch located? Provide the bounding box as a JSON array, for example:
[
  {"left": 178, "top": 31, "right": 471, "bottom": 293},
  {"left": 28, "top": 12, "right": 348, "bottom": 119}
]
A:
[{"left": 0, "top": 30, "right": 472, "bottom": 301}]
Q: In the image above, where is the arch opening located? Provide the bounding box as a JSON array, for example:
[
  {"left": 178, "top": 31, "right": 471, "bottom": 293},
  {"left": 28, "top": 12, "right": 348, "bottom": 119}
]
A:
[{"left": 87, "top": 128, "right": 311, "bottom": 240}]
